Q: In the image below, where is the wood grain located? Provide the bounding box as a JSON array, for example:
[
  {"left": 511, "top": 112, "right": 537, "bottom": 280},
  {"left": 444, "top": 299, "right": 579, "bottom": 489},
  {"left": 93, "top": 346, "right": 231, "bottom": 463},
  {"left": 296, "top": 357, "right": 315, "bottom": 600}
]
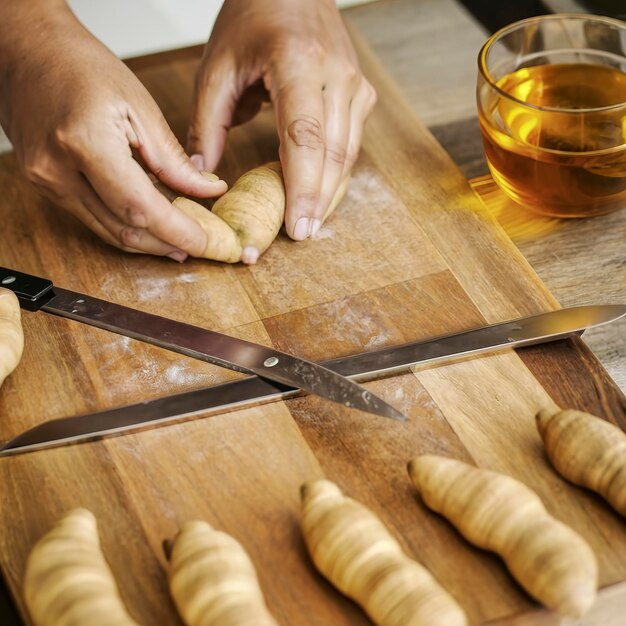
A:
[
  {"left": 345, "top": 0, "right": 626, "bottom": 394},
  {"left": 0, "top": 15, "right": 625, "bottom": 626},
  {"left": 484, "top": 581, "right": 626, "bottom": 626},
  {"left": 471, "top": 176, "right": 626, "bottom": 393},
  {"left": 344, "top": 0, "right": 489, "bottom": 127}
]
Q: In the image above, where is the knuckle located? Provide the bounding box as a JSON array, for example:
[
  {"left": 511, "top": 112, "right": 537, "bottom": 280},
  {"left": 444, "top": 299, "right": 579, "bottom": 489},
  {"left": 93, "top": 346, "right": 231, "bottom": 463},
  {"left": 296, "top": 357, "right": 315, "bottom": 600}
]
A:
[
  {"left": 52, "top": 125, "right": 76, "bottom": 150},
  {"left": 22, "top": 154, "right": 54, "bottom": 186},
  {"left": 364, "top": 82, "right": 378, "bottom": 109},
  {"left": 282, "top": 40, "right": 326, "bottom": 66},
  {"left": 287, "top": 116, "right": 324, "bottom": 151},
  {"left": 152, "top": 165, "right": 166, "bottom": 180},
  {"left": 118, "top": 226, "right": 142, "bottom": 247},
  {"left": 52, "top": 119, "right": 93, "bottom": 156},
  {"left": 326, "top": 145, "right": 347, "bottom": 167},
  {"left": 123, "top": 203, "right": 148, "bottom": 228},
  {"left": 303, "top": 41, "right": 326, "bottom": 64},
  {"left": 295, "top": 188, "right": 320, "bottom": 210},
  {"left": 23, "top": 161, "right": 45, "bottom": 185},
  {"left": 346, "top": 148, "right": 359, "bottom": 169},
  {"left": 342, "top": 65, "right": 361, "bottom": 88}
]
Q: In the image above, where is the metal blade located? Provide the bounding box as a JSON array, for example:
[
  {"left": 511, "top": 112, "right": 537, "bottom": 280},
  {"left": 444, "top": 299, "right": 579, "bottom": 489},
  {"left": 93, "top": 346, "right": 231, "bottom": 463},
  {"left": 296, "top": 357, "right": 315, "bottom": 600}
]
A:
[
  {"left": 0, "top": 266, "right": 403, "bottom": 420},
  {"left": 325, "top": 302, "right": 626, "bottom": 379},
  {"left": 1, "top": 304, "right": 623, "bottom": 456},
  {"left": 42, "top": 288, "right": 403, "bottom": 421}
]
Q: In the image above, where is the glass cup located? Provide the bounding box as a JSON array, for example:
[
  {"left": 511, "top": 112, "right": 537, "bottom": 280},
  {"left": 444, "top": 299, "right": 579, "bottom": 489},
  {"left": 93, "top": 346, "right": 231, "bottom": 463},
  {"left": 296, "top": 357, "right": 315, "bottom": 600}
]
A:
[{"left": 477, "top": 14, "right": 626, "bottom": 218}]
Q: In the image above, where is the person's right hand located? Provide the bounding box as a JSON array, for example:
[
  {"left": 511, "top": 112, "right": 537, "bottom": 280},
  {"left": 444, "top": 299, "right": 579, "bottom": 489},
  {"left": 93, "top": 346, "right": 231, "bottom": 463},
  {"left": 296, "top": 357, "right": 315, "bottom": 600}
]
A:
[{"left": 0, "top": 1, "right": 226, "bottom": 261}]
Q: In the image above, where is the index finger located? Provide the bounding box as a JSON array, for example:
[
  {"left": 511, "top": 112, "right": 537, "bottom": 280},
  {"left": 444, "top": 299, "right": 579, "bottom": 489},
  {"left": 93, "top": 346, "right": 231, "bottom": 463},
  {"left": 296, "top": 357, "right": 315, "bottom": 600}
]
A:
[
  {"left": 79, "top": 149, "right": 209, "bottom": 256},
  {"left": 272, "top": 73, "right": 326, "bottom": 240}
]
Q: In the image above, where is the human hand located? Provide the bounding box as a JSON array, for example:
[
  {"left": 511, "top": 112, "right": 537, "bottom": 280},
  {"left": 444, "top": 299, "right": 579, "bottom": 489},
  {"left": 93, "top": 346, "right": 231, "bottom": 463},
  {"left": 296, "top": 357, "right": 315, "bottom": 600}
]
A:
[
  {"left": 187, "top": 0, "right": 376, "bottom": 241},
  {"left": 0, "top": 1, "right": 227, "bottom": 260}
]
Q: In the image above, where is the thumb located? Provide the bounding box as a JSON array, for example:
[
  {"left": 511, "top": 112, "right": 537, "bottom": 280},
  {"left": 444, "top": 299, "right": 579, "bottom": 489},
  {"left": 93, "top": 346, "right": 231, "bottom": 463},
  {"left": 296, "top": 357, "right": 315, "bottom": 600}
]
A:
[
  {"left": 187, "top": 63, "right": 239, "bottom": 173},
  {"left": 135, "top": 110, "right": 227, "bottom": 198}
]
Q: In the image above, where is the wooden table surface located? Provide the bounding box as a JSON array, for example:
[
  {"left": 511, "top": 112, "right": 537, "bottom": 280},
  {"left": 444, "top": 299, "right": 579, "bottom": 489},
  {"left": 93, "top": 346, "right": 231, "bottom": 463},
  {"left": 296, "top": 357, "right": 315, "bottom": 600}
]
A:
[
  {"left": 346, "top": 0, "right": 626, "bottom": 392},
  {"left": 0, "top": 0, "right": 626, "bottom": 626}
]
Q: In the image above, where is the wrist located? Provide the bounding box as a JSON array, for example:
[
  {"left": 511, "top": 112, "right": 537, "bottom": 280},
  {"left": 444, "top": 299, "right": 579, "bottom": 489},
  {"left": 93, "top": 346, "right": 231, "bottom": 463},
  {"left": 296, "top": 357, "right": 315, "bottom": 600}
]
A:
[
  {"left": 0, "top": 1, "right": 87, "bottom": 137},
  {"left": 0, "top": 1, "right": 78, "bottom": 80}
]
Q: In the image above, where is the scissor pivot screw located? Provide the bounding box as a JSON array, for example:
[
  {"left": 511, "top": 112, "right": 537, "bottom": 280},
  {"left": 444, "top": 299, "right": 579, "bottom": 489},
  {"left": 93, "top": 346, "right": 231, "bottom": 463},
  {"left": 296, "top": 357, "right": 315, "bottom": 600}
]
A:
[{"left": 264, "top": 356, "right": 279, "bottom": 367}]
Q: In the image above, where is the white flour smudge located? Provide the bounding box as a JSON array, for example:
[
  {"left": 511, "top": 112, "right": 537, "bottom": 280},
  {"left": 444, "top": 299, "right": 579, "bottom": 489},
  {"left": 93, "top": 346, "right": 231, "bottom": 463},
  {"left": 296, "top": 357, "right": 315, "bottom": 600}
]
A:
[
  {"left": 117, "top": 336, "right": 133, "bottom": 351},
  {"left": 134, "top": 277, "right": 176, "bottom": 301},
  {"left": 101, "top": 272, "right": 202, "bottom": 302},
  {"left": 313, "top": 226, "right": 335, "bottom": 240},
  {"left": 163, "top": 361, "right": 214, "bottom": 386},
  {"left": 365, "top": 329, "right": 395, "bottom": 350},
  {"left": 346, "top": 168, "right": 398, "bottom": 208},
  {"left": 178, "top": 273, "right": 198, "bottom": 283}
]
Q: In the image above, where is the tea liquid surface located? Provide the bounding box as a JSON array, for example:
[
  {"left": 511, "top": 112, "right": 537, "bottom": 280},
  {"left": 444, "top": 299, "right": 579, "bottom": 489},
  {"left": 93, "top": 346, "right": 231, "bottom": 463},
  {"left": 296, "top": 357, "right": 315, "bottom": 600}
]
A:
[{"left": 480, "top": 63, "right": 626, "bottom": 217}]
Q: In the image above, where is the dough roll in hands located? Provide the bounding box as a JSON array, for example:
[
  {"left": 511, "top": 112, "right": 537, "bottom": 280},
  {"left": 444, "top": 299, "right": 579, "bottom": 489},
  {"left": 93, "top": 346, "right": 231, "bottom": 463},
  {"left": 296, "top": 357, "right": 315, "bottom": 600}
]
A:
[
  {"left": 175, "top": 162, "right": 286, "bottom": 265},
  {"left": 172, "top": 162, "right": 349, "bottom": 264}
]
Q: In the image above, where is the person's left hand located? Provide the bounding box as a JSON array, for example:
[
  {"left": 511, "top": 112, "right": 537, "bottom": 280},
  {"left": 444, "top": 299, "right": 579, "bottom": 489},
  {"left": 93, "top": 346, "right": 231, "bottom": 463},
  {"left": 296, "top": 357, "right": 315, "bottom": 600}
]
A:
[{"left": 187, "top": 0, "right": 377, "bottom": 242}]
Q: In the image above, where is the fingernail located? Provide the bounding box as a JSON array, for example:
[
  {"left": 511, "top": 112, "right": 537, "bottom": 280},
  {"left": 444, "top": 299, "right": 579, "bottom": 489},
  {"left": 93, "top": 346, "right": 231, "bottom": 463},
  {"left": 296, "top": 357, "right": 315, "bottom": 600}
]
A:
[
  {"left": 310, "top": 219, "right": 321, "bottom": 237},
  {"left": 200, "top": 170, "right": 220, "bottom": 182},
  {"left": 168, "top": 250, "right": 188, "bottom": 263},
  {"left": 293, "top": 217, "right": 310, "bottom": 241},
  {"left": 241, "top": 246, "right": 260, "bottom": 265},
  {"left": 190, "top": 154, "right": 205, "bottom": 170}
]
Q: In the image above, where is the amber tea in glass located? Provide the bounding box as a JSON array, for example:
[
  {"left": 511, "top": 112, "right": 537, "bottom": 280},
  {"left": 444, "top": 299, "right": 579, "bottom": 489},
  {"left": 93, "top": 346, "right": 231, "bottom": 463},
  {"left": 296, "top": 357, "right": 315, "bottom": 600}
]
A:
[{"left": 477, "top": 14, "right": 626, "bottom": 218}]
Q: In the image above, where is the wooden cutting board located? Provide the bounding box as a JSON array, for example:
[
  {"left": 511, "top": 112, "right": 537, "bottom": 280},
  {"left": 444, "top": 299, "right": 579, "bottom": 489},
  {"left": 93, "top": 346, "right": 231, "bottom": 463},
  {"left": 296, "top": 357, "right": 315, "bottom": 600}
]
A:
[{"left": 0, "top": 24, "right": 625, "bottom": 626}]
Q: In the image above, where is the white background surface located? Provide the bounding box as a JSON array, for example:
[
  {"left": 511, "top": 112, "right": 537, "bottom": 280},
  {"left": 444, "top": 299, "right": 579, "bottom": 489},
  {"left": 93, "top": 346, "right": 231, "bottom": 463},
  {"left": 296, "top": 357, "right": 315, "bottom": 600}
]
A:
[
  {"left": 67, "top": 0, "right": 373, "bottom": 58},
  {"left": 0, "top": 0, "right": 373, "bottom": 152}
]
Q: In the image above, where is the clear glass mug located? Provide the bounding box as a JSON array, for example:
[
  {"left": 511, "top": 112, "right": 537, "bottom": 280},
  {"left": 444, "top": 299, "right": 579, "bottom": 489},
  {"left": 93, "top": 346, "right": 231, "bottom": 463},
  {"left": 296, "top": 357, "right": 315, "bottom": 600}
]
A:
[{"left": 477, "top": 14, "right": 626, "bottom": 218}]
